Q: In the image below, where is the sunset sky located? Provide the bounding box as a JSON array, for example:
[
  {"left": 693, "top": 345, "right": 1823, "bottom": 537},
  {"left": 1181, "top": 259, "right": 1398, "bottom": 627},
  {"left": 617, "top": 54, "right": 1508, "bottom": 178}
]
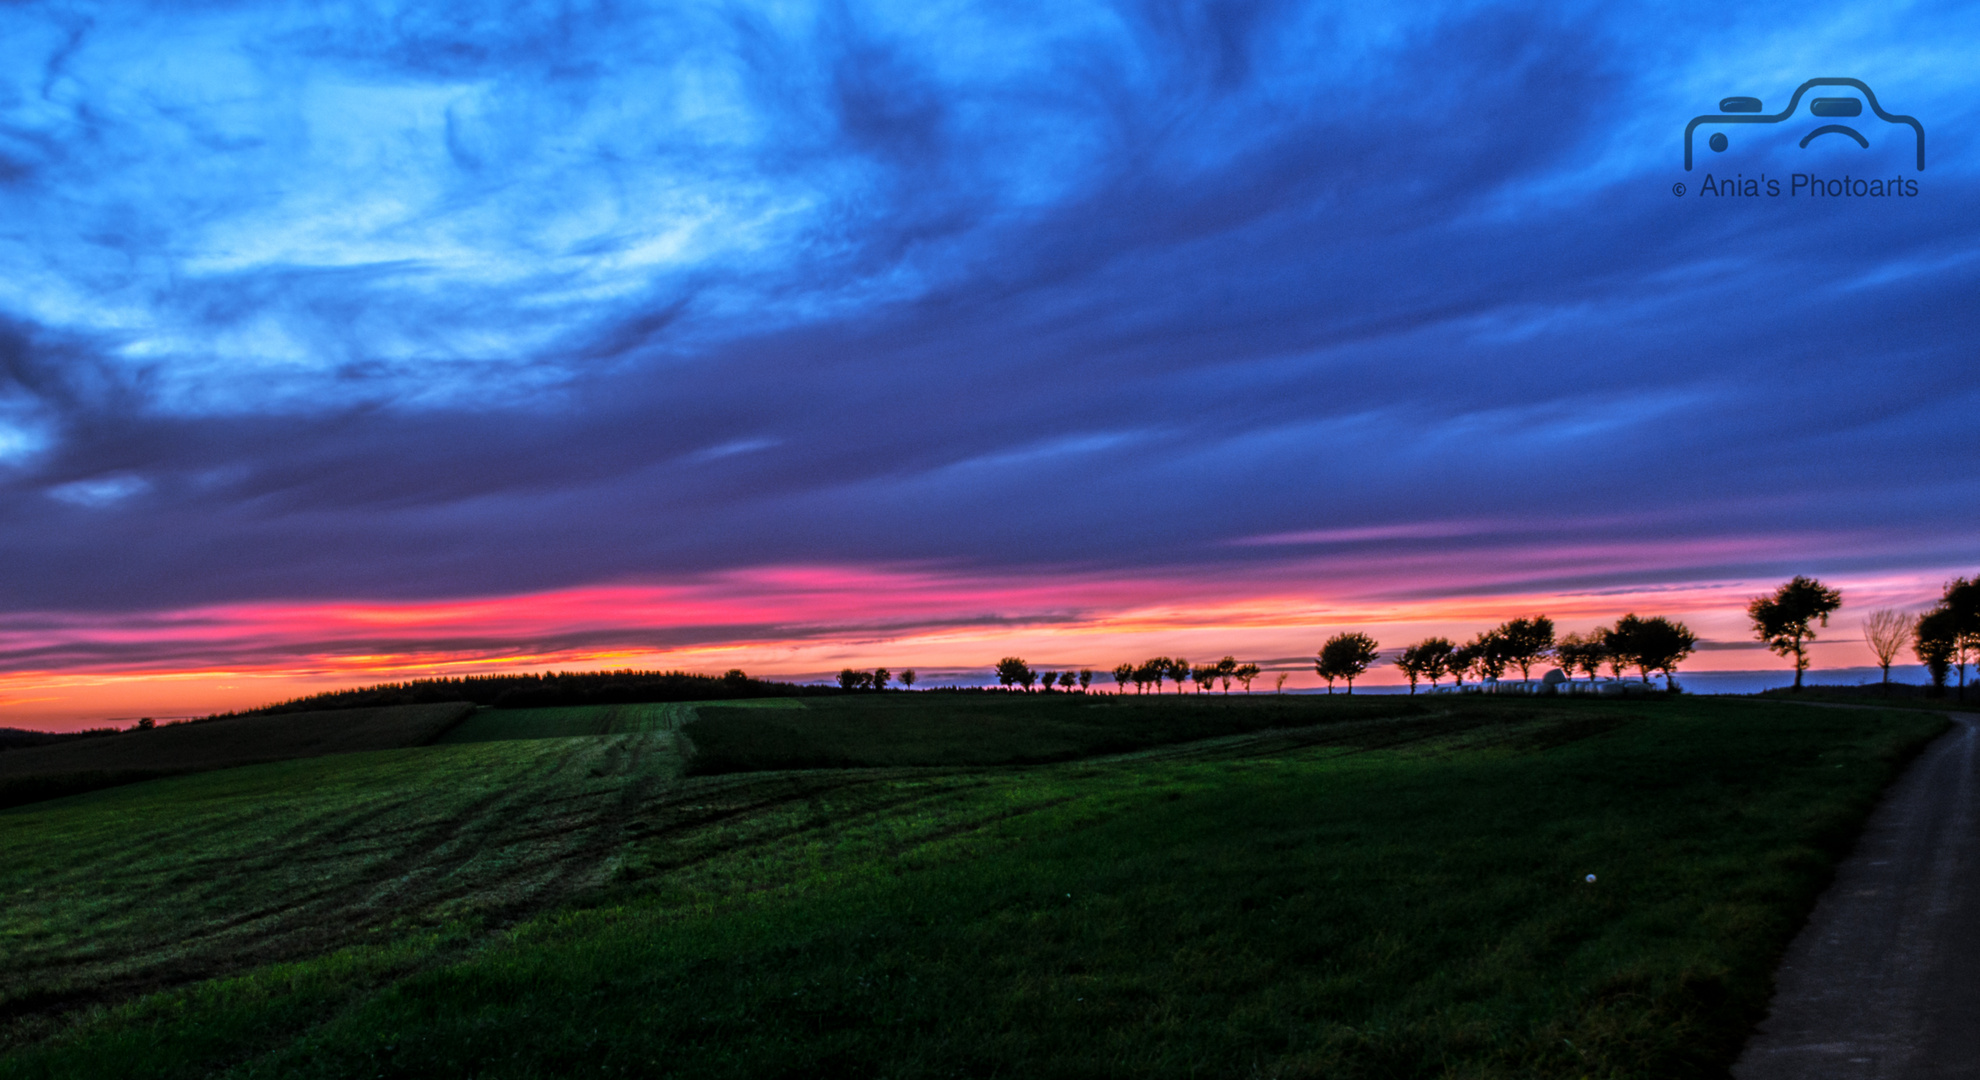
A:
[{"left": 4, "top": 2, "right": 1976, "bottom": 728}]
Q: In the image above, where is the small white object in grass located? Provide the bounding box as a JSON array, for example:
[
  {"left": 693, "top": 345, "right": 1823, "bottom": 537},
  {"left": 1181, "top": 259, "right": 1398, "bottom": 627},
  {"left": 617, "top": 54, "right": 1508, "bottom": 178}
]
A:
[{"left": 1585, "top": 874, "right": 1597, "bottom": 884}]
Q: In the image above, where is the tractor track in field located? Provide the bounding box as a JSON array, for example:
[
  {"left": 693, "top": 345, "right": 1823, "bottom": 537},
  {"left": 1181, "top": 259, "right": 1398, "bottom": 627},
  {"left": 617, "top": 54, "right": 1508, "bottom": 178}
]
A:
[
  {"left": 0, "top": 701, "right": 1617, "bottom": 1043},
  {"left": 0, "top": 734, "right": 1011, "bottom": 1038}
]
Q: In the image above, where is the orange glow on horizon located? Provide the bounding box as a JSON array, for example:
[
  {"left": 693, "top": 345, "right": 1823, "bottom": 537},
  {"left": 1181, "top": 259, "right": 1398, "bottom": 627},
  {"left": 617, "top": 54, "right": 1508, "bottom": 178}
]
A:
[{"left": 0, "top": 556, "right": 1960, "bottom": 730}]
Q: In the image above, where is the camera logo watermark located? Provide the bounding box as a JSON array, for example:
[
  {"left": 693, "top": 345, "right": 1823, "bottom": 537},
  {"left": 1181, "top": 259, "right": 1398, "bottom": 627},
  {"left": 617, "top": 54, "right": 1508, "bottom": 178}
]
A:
[{"left": 1672, "top": 78, "right": 1923, "bottom": 198}]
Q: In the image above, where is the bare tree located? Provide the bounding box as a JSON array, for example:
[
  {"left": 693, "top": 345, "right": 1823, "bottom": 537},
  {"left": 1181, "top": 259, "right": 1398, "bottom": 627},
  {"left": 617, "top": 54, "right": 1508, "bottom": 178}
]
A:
[
  {"left": 1274, "top": 671, "right": 1289, "bottom": 694},
  {"left": 1862, "top": 609, "right": 1916, "bottom": 691}
]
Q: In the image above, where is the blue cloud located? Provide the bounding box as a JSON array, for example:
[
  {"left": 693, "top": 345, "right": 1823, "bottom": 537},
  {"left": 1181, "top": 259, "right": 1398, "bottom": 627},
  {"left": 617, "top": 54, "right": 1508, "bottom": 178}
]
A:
[{"left": 0, "top": 0, "right": 1977, "bottom": 612}]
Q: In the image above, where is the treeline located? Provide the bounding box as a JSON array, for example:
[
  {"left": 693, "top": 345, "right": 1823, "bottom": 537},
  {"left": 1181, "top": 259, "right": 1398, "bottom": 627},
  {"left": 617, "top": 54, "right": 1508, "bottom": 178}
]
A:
[
  {"left": 0, "top": 727, "right": 120, "bottom": 751},
  {"left": 988, "top": 656, "right": 1269, "bottom": 694},
  {"left": 1381, "top": 614, "right": 1698, "bottom": 694},
  {"left": 227, "top": 669, "right": 837, "bottom": 716}
]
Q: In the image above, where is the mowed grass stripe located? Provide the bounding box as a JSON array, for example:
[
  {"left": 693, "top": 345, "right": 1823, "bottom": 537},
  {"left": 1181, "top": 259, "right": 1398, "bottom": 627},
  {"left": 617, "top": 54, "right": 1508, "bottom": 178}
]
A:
[{"left": 0, "top": 698, "right": 1945, "bottom": 1079}]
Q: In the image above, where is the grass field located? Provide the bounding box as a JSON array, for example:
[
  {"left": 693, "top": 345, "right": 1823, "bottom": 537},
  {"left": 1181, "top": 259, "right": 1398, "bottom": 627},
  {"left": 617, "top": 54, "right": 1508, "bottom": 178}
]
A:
[
  {"left": 439, "top": 698, "right": 800, "bottom": 745},
  {"left": 0, "top": 694, "right": 1949, "bottom": 1078},
  {"left": 683, "top": 692, "right": 1434, "bottom": 772},
  {"left": 0, "top": 703, "right": 474, "bottom": 810}
]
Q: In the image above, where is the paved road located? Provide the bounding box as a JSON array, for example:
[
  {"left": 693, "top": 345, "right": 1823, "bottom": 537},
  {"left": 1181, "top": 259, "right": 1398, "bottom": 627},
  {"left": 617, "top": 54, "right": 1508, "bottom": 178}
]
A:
[{"left": 1735, "top": 712, "right": 1980, "bottom": 1080}]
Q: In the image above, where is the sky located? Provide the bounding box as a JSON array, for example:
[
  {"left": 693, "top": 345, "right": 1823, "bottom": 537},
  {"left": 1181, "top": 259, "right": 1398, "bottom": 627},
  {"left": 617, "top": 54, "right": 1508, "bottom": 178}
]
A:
[{"left": 3, "top": 0, "right": 1978, "bottom": 727}]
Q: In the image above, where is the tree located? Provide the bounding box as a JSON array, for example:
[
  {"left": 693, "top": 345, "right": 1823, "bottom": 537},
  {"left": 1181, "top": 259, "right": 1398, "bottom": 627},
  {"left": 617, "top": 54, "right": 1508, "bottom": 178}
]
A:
[
  {"left": 1915, "top": 609, "right": 1957, "bottom": 697},
  {"left": 1235, "top": 663, "right": 1261, "bottom": 693},
  {"left": 1077, "top": 669, "right": 1092, "bottom": 692},
  {"left": 1112, "top": 663, "right": 1134, "bottom": 694},
  {"left": 1554, "top": 632, "right": 1605, "bottom": 682},
  {"left": 873, "top": 667, "right": 890, "bottom": 691},
  {"left": 899, "top": 669, "right": 918, "bottom": 690},
  {"left": 1495, "top": 617, "right": 1556, "bottom": 679},
  {"left": 1142, "top": 658, "right": 1170, "bottom": 694},
  {"left": 1468, "top": 630, "right": 1509, "bottom": 682},
  {"left": 1608, "top": 614, "right": 1697, "bottom": 689},
  {"left": 1947, "top": 578, "right": 1980, "bottom": 701},
  {"left": 1316, "top": 632, "right": 1381, "bottom": 694},
  {"left": 1410, "top": 637, "right": 1455, "bottom": 688},
  {"left": 1192, "top": 664, "right": 1216, "bottom": 693},
  {"left": 1593, "top": 625, "right": 1629, "bottom": 679},
  {"left": 1861, "top": 610, "right": 1915, "bottom": 690},
  {"left": 1747, "top": 575, "right": 1844, "bottom": 691},
  {"left": 722, "top": 668, "right": 749, "bottom": 690},
  {"left": 1274, "top": 672, "right": 1289, "bottom": 694},
  {"left": 1215, "top": 656, "right": 1237, "bottom": 693},
  {"left": 1037, "top": 670, "right": 1056, "bottom": 693},
  {"left": 1914, "top": 578, "right": 1980, "bottom": 700},
  {"left": 1393, "top": 646, "right": 1424, "bottom": 694},
  {"left": 1018, "top": 666, "right": 1038, "bottom": 692},
  {"left": 839, "top": 668, "right": 872, "bottom": 690},
  {"left": 1168, "top": 657, "right": 1191, "bottom": 694},
  {"left": 1448, "top": 642, "right": 1478, "bottom": 689},
  {"left": 995, "top": 657, "right": 1032, "bottom": 691},
  {"left": 1060, "top": 671, "right": 1079, "bottom": 691}
]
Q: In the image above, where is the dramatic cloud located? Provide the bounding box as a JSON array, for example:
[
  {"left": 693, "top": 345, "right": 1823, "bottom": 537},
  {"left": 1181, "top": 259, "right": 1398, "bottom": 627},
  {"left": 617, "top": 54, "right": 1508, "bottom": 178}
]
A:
[{"left": 2, "top": 0, "right": 1976, "bottom": 720}]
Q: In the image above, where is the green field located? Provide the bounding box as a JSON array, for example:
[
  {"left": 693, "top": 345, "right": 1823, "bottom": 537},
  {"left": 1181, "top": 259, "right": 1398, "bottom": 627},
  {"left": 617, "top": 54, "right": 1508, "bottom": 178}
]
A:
[
  {"left": 0, "top": 694, "right": 1947, "bottom": 1078},
  {"left": 437, "top": 697, "right": 801, "bottom": 745}
]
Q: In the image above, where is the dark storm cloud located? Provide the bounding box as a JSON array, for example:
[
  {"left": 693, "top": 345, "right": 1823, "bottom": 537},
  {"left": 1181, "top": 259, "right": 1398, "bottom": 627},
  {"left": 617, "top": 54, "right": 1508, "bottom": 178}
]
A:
[{"left": 1, "top": 0, "right": 1977, "bottom": 613}]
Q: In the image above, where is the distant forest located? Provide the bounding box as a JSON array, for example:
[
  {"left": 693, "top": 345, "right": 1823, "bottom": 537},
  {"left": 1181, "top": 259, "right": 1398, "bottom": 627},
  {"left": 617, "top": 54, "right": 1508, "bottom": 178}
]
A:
[{"left": 227, "top": 668, "right": 841, "bottom": 716}]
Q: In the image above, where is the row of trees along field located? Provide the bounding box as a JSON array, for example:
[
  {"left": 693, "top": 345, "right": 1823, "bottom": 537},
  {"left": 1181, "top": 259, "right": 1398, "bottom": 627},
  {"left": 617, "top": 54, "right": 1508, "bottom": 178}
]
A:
[
  {"left": 988, "top": 656, "right": 1269, "bottom": 694},
  {"left": 1366, "top": 612, "right": 1700, "bottom": 694},
  {"left": 837, "top": 667, "right": 921, "bottom": 691}
]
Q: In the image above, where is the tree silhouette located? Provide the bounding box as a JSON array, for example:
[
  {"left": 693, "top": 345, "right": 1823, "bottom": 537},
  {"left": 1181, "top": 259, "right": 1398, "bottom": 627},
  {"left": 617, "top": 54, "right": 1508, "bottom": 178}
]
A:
[
  {"left": 1274, "top": 672, "right": 1289, "bottom": 694},
  {"left": 1468, "top": 630, "right": 1509, "bottom": 682},
  {"left": 1448, "top": 642, "right": 1478, "bottom": 689},
  {"left": 839, "top": 668, "right": 872, "bottom": 691},
  {"left": 1495, "top": 617, "right": 1556, "bottom": 679},
  {"left": 1037, "top": 670, "right": 1056, "bottom": 693},
  {"left": 873, "top": 668, "right": 890, "bottom": 691},
  {"left": 1235, "top": 662, "right": 1261, "bottom": 693},
  {"left": 1077, "top": 669, "right": 1093, "bottom": 692},
  {"left": 1167, "top": 657, "right": 1191, "bottom": 694},
  {"left": 1214, "top": 656, "right": 1237, "bottom": 693},
  {"left": 995, "top": 657, "right": 1031, "bottom": 691},
  {"left": 1112, "top": 663, "right": 1133, "bottom": 694},
  {"left": 1400, "top": 638, "right": 1455, "bottom": 690},
  {"left": 1915, "top": 609, "right": 1957, "bottom": 696},
  {"left": 1316, "top": 632, "right": 1380, "bottom": 694},
  {"left": 1141, "top": 658, "right": 1170, "bottom": 694},
  {"left": 1747, "top": 575, "right": 1843, "bottom": 691},
  {"left": 1861, "top": 610, "right": 1915, "bottom": 691},
  {"left": 1914, "top": 578, "right": 1980, "bottom": 700},
  {"left": 1191, "top": 664, "right": 1216, "bottom": 693},
  {"left": 1554, "top": 632, "right": 1604, "bottom": 682},
  {"left": 1393, "top": 647, "right": 1424, "bottom": 694},
  {"left": 1607, "top": 614, "right": 1697, "bottom": 689},
  {"left": 899, "top": 669, "right": 918, "bottom": 690}
]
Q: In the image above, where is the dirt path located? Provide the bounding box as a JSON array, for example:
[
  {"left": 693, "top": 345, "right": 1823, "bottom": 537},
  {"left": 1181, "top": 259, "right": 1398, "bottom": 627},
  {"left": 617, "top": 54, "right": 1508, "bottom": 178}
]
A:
[{"left": 1735, "top": 712, "right": 1980, "bottom": 1079}]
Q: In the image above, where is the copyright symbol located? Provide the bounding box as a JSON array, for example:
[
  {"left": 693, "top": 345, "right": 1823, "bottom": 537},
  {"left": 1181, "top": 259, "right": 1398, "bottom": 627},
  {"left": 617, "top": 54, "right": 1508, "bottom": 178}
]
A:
[{"left": 1672, "top": 182, "right": 1686, "bottom": 197}]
